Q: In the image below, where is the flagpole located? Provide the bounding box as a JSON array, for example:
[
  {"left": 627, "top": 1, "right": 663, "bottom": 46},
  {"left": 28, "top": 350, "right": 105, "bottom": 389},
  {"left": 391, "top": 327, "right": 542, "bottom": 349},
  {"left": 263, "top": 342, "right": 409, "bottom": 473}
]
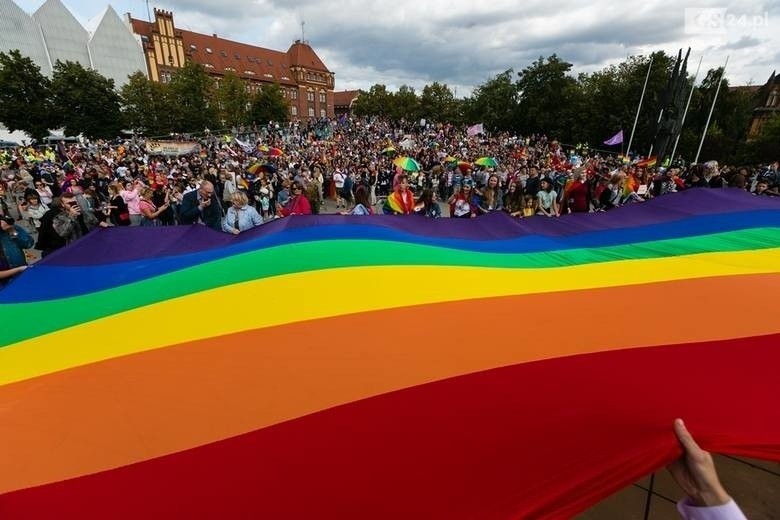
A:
[
  {"left": 627, "top": 54, "right": 653, "bottom": 158},
  {"left": 670, "top": 55, "right": 702, "bottom": 164},
  {"left": 695, "top": 55, "right": 729, "bottom": 164}
]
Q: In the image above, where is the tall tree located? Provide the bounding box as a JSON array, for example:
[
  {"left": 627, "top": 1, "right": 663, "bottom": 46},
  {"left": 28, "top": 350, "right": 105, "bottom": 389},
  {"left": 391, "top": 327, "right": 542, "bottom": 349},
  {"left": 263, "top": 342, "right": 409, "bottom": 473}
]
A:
[
  {"left": 214, "top": 72, "right": 249, "bottom": 129},
  {"left": 167, "top": 61, "right": 216, "bottom": 133},
  {"left": 516, "top": 55, "right": 579, "bottom": 139},
  {"left": 389, "top": 85, "right": 419, "bottom": 121},
  {"left": 249, "top": 83, "right": 289, "bottom": 124},
  {"left": 464, "top": 70, "right": 521, "bottom": 132},
  {"left": 352, "top": 84, "right": 392, "bottom": 117},
  {"left": 419, "top": 82, "right": 460, "bottom": 124},
  {"left": 0, "top": 50, "right": 58, "bottom": 140},
  {"left": 50, "top": 60, "right": 123, "bottom": 139},
  {"left": 120, "top": 71, "right": 170, "bottom": 136}
]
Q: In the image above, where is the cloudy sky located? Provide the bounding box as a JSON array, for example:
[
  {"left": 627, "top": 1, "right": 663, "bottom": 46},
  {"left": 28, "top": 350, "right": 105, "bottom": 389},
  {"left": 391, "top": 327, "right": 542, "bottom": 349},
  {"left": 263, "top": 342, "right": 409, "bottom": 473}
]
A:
[{"left": 15, "top": 0, "right": 780, "bottom": 95}]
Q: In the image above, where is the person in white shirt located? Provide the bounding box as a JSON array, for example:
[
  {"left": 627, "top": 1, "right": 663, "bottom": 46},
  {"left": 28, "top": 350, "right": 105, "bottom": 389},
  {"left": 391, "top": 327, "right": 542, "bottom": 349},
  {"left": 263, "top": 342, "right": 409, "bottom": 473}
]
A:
[{"left": 332, "top": 169, "right": 346, "bottom": 208}]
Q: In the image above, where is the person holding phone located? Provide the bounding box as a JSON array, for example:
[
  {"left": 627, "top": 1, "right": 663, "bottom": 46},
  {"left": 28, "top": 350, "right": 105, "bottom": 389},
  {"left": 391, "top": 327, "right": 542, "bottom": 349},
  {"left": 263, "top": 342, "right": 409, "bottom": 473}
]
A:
[{"left": 35, "top": 194, "right": 88, "bottom": 257}]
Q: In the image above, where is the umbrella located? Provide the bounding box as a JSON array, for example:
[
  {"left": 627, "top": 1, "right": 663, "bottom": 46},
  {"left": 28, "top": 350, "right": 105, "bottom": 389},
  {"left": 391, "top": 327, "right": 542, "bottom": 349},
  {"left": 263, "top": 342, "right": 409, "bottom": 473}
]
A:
[
  {"left": 257, "top": 144, "right": 270, "bottom": 153},
  {"left": 393, "top": 156, "right": 421, "bottom": 172},
  {"left": 381, "top": 146, "right": 396, "bottom": 156},
  {"left": 444, "top": 156, "right": 458, "bottom": 164},
  {"left": 475, "top": 157, "right": 499, "bottom": 168},
  {"left": 265, "top": 147, "right": 284, "bottom": 157},
  {"left": 457, "top": 161, "right": 472, "bottom": 172}
]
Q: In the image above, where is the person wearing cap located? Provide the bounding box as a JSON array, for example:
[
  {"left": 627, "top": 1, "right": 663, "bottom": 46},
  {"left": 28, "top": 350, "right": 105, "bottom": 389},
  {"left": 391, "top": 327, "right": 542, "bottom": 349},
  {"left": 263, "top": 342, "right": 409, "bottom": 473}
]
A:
[
  {"left": 0, "top": 215, "right": 34, "bottom": 287},
  {"left": 222, "top": 191, "right": 263, "bottom": 235}
]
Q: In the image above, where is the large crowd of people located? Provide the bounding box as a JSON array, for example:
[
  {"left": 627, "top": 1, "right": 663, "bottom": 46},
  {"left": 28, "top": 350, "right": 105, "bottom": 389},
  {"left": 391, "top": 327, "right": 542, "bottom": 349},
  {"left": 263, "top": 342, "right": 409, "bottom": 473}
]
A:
[{"left": 1, "top": 116, "right": 778, "bottom": 285}]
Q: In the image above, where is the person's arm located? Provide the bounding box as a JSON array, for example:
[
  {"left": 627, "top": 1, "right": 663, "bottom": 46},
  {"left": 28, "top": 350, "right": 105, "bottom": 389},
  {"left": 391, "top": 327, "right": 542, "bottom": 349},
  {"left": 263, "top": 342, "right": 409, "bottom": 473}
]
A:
[
  {"left": 551, "top": 193, "right": 559, "bottom": 216},
  {"left": 52, "top": 210, "right": 79, "bottom": 239},
  {"left": 221, "top": 208, "right": 235, "bottom": 233},
  {"left": 669, "top": 419, "right": 747, "bottom": 520},
  {"left": 537, "top": 193, "right": 551, "bottom": 216},
  {"left": 249, "top": 207, "right": 263, "bottom": 226},
  {"left": 0, "top": 265, "right": 27, "bottom": 280},
  {"left": 10, "top": 225, "right": 34, "bottom": 249}
]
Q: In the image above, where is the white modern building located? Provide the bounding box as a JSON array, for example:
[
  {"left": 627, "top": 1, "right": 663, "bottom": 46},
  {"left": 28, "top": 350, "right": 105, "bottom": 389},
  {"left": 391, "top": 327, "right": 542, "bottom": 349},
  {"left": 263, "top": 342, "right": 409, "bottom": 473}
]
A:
[{"left": 0, "top": 0, "right": 146, "bottom": 88}]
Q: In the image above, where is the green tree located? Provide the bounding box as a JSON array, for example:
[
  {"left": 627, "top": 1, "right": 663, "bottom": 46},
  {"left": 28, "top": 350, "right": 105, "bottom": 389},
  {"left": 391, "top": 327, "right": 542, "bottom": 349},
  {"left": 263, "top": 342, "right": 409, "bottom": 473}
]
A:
[
  {"left": 419, "top": 82, "right": 460, "bottom": 123},
  {"left": 248, "top": 83, "right": 289, "bottom": 124},
  {"left": 516, "top": 55, "right": 580, "bottom": 139},
  {"left": 167, "top": 61, "right": 216, "bottom": 133},
  {"left": 120, "top": 71, "right": 170, "bottom": 135},
  {"left": 352, "top": 84, "right": 392, "bottom": 116},
  {"left": 389, "top": 85, "right": 419, "bottom": 121},
  {"left": 50, "top": 60, "right": 122, "bottom": 138},
  {"left": 464, "top": 70, "right": 520, "bottom": 132},
  {"left": 214, "top": 72, "right": 249, "bottom": 128},
  {"left": 0, "top": 50, "right": 58, "bottom": 140}
]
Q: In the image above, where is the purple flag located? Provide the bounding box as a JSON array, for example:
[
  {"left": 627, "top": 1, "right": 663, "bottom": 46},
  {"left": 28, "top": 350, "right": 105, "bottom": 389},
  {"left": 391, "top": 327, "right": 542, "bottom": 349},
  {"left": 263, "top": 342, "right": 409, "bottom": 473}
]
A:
[{"left": 603, "top": 130, "right": 623, "bottom": 146}]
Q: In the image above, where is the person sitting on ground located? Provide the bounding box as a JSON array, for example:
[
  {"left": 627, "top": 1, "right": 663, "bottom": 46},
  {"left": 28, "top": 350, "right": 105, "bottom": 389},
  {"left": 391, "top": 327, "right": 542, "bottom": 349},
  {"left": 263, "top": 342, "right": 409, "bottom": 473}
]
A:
[{"left": 223, "top": 191, "right": 263, "bottom": 234}]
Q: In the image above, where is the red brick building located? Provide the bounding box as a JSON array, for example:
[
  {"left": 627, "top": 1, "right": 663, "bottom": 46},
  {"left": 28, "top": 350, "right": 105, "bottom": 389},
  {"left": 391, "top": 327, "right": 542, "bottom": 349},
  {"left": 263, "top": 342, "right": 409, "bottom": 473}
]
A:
[
  {"left": 128, "top": 9, "right": 335, "bottom": 120},
  {"left": 333, "top": 90, "right": 360, "bottom": 117}
]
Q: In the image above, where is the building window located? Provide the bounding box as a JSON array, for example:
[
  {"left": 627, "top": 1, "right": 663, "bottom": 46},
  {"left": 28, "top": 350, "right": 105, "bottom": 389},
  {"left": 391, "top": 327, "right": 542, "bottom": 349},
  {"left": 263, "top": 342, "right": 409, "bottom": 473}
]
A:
[
  {"left": 160, "top": 71, "right": 172, "bottom": 83},
  {"left": 319, "top": 93, "right": 326, "bottom": 104},
  {"left": 320, "top": 108, "right": 326, "bottom": 118},
  {"left": 189, "top": 44, "right": 197, "bottom": 51},
  {"left": 290, "top": 90, "right": 298, "bottom": 100},
  {"left": 220, "top": 50, "right": 227, "bottom": 57},
  {"left": 245, "top": 84, "right": 251, "bottom": 93},
  {"left": 244, "top": 70, "right": 255, "bottom": 75},
  {"left": 225, "top": 66, "right": 235, "bottom": 72},
  {"left": 291, "top": 106, "right": 298, "bottom": 116},
  {"left": 204, "top": 63, "right": 214, "bottom": 69},
  {"left": 307, "top": 91, "right": 314, "bottom": 102},
  {"left": 205, "top": 47, "right": 212, "bottom": 53},
  {"left": 264, "top": 73, "right": 273, "bottom": 78},
  {"left": 234, "top": 53, "right": 240, "bottom": 60},
  {"left": 308, "top": 107, "right": 315, "bottom": 117},
  {"left": 281, "top": 76, "right": 290, "bottom": 81}
]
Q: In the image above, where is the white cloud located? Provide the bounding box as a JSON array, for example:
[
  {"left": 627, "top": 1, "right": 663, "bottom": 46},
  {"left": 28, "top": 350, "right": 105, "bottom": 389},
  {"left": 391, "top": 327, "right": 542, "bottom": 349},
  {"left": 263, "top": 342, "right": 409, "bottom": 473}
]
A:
[{"left": 13, "top": 0, "right": 780, "bottom": 91}]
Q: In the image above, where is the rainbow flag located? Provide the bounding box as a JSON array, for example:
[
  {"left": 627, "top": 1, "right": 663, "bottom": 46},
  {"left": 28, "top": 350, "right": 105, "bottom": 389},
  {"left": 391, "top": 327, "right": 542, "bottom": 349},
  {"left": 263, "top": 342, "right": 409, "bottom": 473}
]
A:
[
  {"left": 636, "top": 156, "right": 657, "bottom": 168},
  {"left": 0, "top": 190, "right": 779, "bottom": 518}
]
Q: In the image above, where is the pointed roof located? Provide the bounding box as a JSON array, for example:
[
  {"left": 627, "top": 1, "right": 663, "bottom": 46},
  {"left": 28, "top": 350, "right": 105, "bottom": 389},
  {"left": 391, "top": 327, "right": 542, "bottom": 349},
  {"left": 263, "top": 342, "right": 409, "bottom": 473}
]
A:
[
  {"left": 287, "top": 40, "right": 329, "bottom": 72},
  {"left": 88, "top": 5, "right": 146, "bottom": 87},
  {"left": 32, "top": 0, "right": 90, "bottom": 68},
  {"left": 0, "top": 0, "right": 52, "bottom": 74},
  {"left": 85, "top": 5, "right": 111, "bottom": 36}
]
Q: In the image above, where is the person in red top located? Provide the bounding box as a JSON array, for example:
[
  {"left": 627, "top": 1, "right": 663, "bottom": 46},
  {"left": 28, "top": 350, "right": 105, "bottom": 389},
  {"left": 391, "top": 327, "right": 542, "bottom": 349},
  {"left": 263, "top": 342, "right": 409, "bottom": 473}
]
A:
[
  {"left": 277, "top": 182, "right": 312, "bottom": 217},
  {"left": 563, "top": 170, "right": 590, "bottom": 213}
]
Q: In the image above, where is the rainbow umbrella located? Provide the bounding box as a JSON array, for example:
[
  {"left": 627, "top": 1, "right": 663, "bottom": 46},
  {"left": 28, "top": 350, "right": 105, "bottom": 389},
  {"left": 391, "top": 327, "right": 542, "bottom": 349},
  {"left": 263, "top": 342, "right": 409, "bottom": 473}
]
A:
[
  {"left": 265, "top": 147, "right": 284, "bottom": 157},
  {"left": 381, "top": 146, "right": 396, "bottom": 156},
  {"left": 475, "top": 157, "right": 499, "bottom": 168},
  {"left": 393, "top": 156, "right": 421, "bottom": 172}
]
